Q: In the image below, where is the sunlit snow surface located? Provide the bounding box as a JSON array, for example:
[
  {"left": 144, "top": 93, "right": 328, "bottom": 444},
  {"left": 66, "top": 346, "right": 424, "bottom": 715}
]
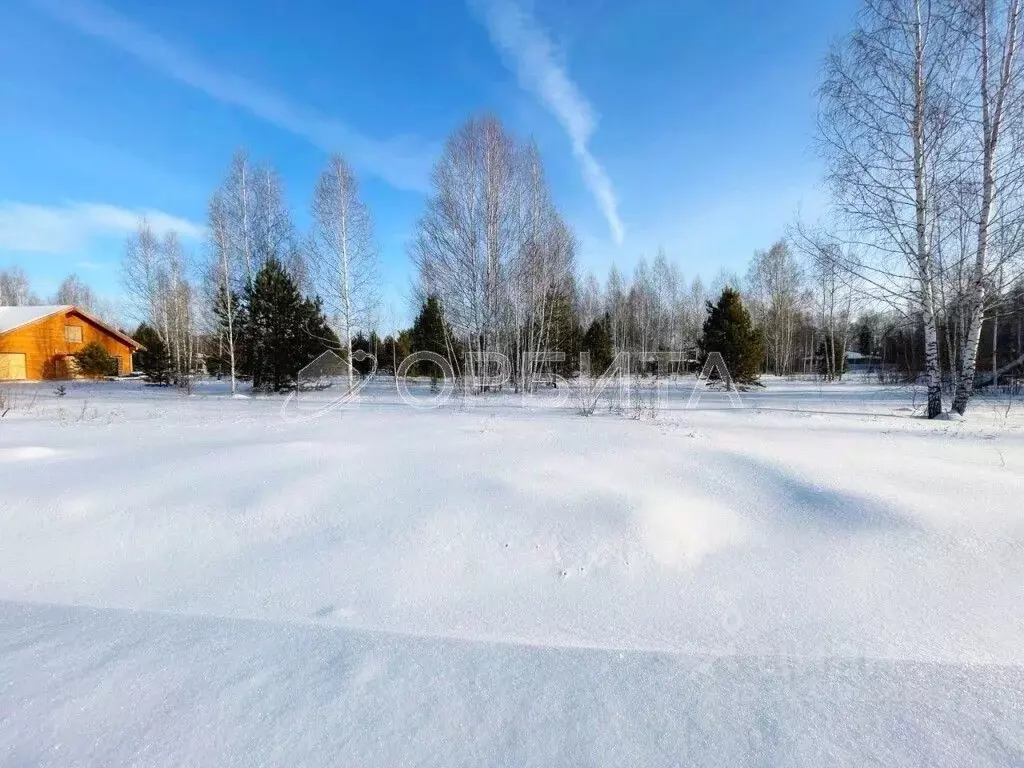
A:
[{"left": 1, "top": 377, "right": 1022, "bottom": 765}]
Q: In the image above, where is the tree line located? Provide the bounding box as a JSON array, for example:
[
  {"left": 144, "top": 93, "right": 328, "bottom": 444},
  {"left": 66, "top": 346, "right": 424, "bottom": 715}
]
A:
[
  {"left": 115, "top": 147, "right": 377, "bottom": 392},
  {"left": 108, "top": 114, "right": 796, "bottom": 394}
]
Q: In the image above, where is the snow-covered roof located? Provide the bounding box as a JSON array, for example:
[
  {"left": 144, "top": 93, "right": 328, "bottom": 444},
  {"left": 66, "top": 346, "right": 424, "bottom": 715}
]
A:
[
  {"left": 0, "top": 305, "right": 70, "bottom": 334},
  {"left": 0, "top": 305, "right": 141, "bottom": 349},
  {"left": 845, "top": 351, "right": 881, "bottom": 362}
]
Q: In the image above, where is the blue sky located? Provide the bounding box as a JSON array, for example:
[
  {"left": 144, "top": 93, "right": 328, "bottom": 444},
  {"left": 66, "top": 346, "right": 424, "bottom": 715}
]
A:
[{"left": 0, "top": 0, "right": 857, "bottom": 327}]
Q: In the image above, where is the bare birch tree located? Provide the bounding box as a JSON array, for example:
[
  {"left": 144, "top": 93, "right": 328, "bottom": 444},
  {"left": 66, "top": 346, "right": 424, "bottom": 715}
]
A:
[
  {"left": 311, "top": 153, "right": 379, "bottom": 390},
  {"left": 53, "top": 274, "right": 97, "bottom": 310},
  {"left": 653, "top": 250, "right": 683, "bottom": 356},
  {"left": 578, "top": 271, "right": 603, "bottom": 329},
  {"left": 222, "top": 149, "right": 258, "bottom": 292},
  {"left": 122, "top": 220, "right": 197, "bottom": 386},
  {"left": 253, "top": 162, "right": 305, "bottom": 292},
  {"left": 411, "top": 115, "right": 588, "bottom": 392},
  {"left": 413, "top": 115, "right": 523, "bottom": 391},
  {"left": 950, "top": 0, "right": 1024, "bottom": 412},
  {"left": 746, "top": 240, "right": 805, "bottom": 375},
  {"left": 0, "top": 267, "right": 40, "bottom": 306},
  {"left": 122, "top": 218, "right": 164, "bottom": 333},
  {"left": 206, "top": 192, "right": 239, "bottom": 393},
  {"left": 606, "top": 265, "right": 628, "bottom": 358},
  {"left": 159, "top": 232, "right": 198, "bottom": 386},
  {"left": 512, "top": 143, "right": 577, "bottom": 391},
  {"left": 820, "top": 0, "right": 961, "bottom": 417}
]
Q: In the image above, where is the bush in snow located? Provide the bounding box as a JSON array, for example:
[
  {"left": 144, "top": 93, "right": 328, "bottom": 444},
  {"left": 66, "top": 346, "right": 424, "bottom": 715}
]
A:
[{"left": 73, "top": 342, "right": 117, "bottom": 378}]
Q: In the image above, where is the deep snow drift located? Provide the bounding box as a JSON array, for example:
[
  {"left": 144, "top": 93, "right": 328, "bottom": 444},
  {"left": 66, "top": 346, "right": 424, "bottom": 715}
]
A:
[{"left": 0, "top": 378, "right": 1022, "bottom": 766}]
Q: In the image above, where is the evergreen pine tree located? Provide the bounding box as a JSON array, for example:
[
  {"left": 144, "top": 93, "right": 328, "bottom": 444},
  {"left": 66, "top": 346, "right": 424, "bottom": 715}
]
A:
[
  {"left": 698, "top": 287, "right": 763, "bottom": 385},
  {"left": 546, "top": 291, "right": 581, "bottom": 379},
  {"left": 298, "top": 296, "right": 341, "bottom": 370},
  {"left": 133, "top": 323, "right": 171, "bottom": 384},
  {"left": 857, "top": 322, "right": 875, "bottom": 356},
  {"left": 581, "top": 313, "right": 614, "bottom": 376},
  {"left": 350, "top": 331, "right": 381, "bottom": 376},
  {"left": 240, "top": 258, "right": 338, "bottom": 391},
  {"left": 396, "top": 329, "right": 413, "bottom": 361},
  {"left": 410, "top": 295, "right": 454, "bottom": 375},
  {"left": 380, "top": 331, "right": 414, "bottom": 374}
]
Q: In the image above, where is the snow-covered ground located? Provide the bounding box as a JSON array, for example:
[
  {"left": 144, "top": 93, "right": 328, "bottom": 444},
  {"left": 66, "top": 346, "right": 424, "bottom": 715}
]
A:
[{"left": 1, "top": 377, "right": 1022, "bottom": 766}]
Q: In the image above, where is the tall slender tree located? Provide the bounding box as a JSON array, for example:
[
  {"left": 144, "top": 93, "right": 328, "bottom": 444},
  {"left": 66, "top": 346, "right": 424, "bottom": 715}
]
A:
[
  {"left": 951, "top": 0, "right": 1024, "bottom": 413},
  {"left": 819, "top": 0, "right": 962, "bottom": 417},
  {"left": 207, "top": 192, "right": 240, "bottom": 393},
  {"left": 311, "top": 154, "right": 379, "bottom": 390}
]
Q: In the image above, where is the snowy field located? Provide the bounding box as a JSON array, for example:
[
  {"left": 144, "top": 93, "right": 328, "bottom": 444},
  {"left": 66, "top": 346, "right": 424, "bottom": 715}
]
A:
[{"left": 1, "top": 377, "right": 1022, "bottom": 766}]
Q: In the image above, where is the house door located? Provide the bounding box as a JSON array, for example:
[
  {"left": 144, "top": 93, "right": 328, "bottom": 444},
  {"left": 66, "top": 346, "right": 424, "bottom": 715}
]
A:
[{"left": 0, "top": 353, "right": 27, "bottom": 380}]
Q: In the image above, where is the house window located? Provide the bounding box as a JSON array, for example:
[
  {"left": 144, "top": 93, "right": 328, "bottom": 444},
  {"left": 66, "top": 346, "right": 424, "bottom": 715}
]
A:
[{"left": 65, "top": 325, "right": 83, "bottom": 343}]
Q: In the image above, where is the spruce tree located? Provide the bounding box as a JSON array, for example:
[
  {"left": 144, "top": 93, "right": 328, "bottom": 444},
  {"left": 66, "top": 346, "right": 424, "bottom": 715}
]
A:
[
  {"left": 380, "top": 331, "right": 414, "bottom": 374},
  {"left": 133, "top": 323, "right": 171, "bottom": 384},
  {"left": 410, "top": 295, "right": 454, "bottom": 375},
  {"left": 857, "top": 322, "right": 875, "bottom": 356},
  {"left": 698, "top": 287, "right": 763, "bottom": 385},
  {"left": 350, "top": 331, "right": 381, "bottom": 376},
  {"left": 299, "top": 296, "right": 341, "bottom": 370},
  {"left": 581, "top": 314, "right": 614, "bottom": 376},
  {"left": 240, "top": 258, "right": 337, "bottom": 391},
  {"left": 546, "top": 291, "right": 581, "bottom": 379}
]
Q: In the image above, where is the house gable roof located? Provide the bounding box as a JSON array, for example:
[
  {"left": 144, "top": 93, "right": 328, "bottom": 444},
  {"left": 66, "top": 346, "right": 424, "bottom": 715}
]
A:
[{"left": 0, "top": 305, "right": 141, "bottom": 350}]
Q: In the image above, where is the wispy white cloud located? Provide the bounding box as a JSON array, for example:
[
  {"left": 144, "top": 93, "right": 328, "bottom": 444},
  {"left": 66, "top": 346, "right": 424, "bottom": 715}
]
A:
[
  {"left": 475, "top": 0, "right": 625, "bottom": 245},
  {"left": 28, "top": 0, "right": 435, "bottom": 193},
  {"left": 0, "top": 201, "right": 203, "bottom": 254}
]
